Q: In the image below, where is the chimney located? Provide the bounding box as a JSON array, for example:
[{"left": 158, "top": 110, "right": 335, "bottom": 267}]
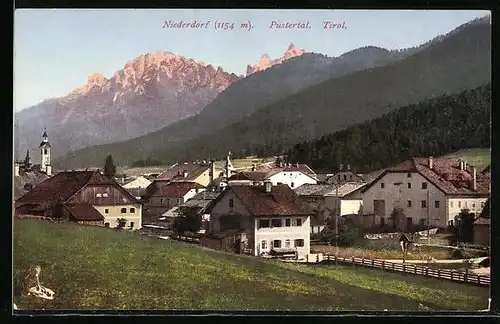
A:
[
  {"left": 209, "top": 161, "right": 216, "bottom": 184},
  {"left": 347, "top": 164, "right": 351, "bottom": 171},
  {"left": 279, "top": 161, "right": 284, "bottom": 168},
  {"left": 428, "top": 156, "right": 433, "bottom": 169},
  {"left": 458, "top": 159, "right": 464, "bottom": 171},
  {"left": 264, "top": 180, "right": 272, "bottom": 193},
  {"left": 473, "top": 167, "right": 477, "bottom": 191},
  {"left": 251, "top": 163, "right": 256, "bottom": 171},
  {"left": 464, "top": 161, "right": 468, "bottom": 170},
  {"left": 296, "top": 162, "right": 299, "bottom": 167},
  {"left": 46, "top": 165, "right": 52, "bottom": 176},
  {"left": 339, "top": 164, "right": 344, "bottom": 171},
  {"left": 183, "top": 170, "right": 188, "bottom": 178}
]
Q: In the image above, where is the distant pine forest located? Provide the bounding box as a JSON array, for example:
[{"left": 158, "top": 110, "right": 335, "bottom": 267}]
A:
[{"left": 282, "top": 84, "right": 490, "bottom": 173}]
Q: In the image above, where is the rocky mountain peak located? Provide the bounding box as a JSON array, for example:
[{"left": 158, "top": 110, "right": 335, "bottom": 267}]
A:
[{"left": 246, "top": 43, "right": 306, "bottom": 76}]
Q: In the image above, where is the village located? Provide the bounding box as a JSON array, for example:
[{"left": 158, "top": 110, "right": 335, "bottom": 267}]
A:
[{"left": 14, "top": 130, "right": 491, "bottom": 281}]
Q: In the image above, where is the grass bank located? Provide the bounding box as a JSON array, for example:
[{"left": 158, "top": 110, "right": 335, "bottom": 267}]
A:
[{"left": 13, "top": 219, "right": 489, "bottom": 311}]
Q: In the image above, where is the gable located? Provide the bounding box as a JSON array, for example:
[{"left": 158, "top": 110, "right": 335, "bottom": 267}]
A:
[
  {"left": 67, "top": 184, "right": 141, "bottom": 206},
  {"left": 210, "top": 190, "right": 253, "bottom": 217}
]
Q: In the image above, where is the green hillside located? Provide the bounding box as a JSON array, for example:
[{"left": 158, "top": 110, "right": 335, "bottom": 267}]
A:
[
  {"left": 14, "top": 219, "right": 488, "bottom": 310},
  {"left": 444, "top": 148, "right": 491, "bottom": 172},
  {"left": 287, "top": 84, "right": 490, "bottom": 173}
]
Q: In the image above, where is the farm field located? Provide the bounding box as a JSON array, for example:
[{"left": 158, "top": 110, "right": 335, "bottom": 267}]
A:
[{"left": 13, "top": 219, "right": 489, "bottom": 311}]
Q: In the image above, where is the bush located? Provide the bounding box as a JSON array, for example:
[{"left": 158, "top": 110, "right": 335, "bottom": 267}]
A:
[{"left": 335, "top": 223, "right": 365, "bottom": 247}]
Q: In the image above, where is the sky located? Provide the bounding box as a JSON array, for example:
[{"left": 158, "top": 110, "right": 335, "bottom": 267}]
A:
[{"left": 14, "top": 9, "right": 489, "bottom": 112}]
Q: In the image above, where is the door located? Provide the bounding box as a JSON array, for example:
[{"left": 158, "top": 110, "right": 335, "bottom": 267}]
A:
[
  {"left": 374, "top": 200, "right": 386, "bottom": 216},
  {"left": 234, "top": 238, "right": 241, "bottom": 254}
]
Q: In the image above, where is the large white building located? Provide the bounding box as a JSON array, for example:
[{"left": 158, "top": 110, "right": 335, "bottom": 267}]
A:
[
  {"left": 361, "top": 157, "right": 490, "bottom": 230},
  {"left": 205, "top": 182, "right": 314, "bottom": 259}
]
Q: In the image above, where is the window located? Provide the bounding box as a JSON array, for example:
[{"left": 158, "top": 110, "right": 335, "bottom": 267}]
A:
[
  {"left": 381, "top": 183, "right": 385, "bottom": 189},
  {"left": 450, "top": 201, "right": 454, "bottom": 208},
  {"left": 130, "top": 208, "right": 135, "bottom": 213},
  {"left": 229, "top": 198, "right": 234, "bottom": 208},
  {"left": 120, "top": 208, "right": 127, "bottom": 213},
  {"left": 102, "top": 193, "right": 108, "bottom": 197},
  {"left": 472, "top": 202, "right": 476, "bottom": 208},
  {"left": 291, "top": 182, "right": 295, "bottom": 188},
  {"left": 422, "top": 182, "right": 428, "bottom": 189},
  {"left": 160, "top": 198, "right": 163, "bottom": 204},
  {"left": 419, "top": 219, "right": 425, "bottom": 226},
  {"left": 407, "top": 173, "right": 411, "bottom": 178},
  {"left": 195, "top": 188, "right": 199, "bottom": 193},
  {"left": 130, "top": 222, "right": 135, "bottom": 228},
  {"left": 273, "top": 240, "right": 282, "bottom": 248},
  {"left": 271, "top": 219, "right": 282, "bottom": 227},
  {"left": 285, "top": 218, "right": 291, "bottom": 227},
  {"left": 296, "top": 218, "right": 302, "bottom": 226},
  {"left": 349, "top": 175, "right": 353, "bottom": 180},
  {"left": 294, "top": 239, "right": 304, "bottom": 247},
  {"left": 448, "top": 220, "right": 454, "bottom": 226},
  {"left": 261, "top": 240, "right": 268, "bottom": 249},
  {"left": 96, "top": 193, "right": 102, "bottom": 198},
  {"left": 434, "top": 201, "right": 440, "bottom": 208},
  {"left": 104, "top": 222, "right": 110, "bottom": 228},
  {"left": 458, "top": 201, "right": 461, "bottom": 208},
  {"left": 344, "top": 175, "right": 347, "bottom": 181},
  {"left": 464, "top": 201, "right": 468, "bottom": 208},
  {"left": 259, "top": 219, "right": 270, "bottom": 228},
  {"left": 421, "top": 200, "right": 427, "bottom": 208},
  {"left": 104, "top": 209, "right": 109, "bottom": 214},
  {"left": 44, "top": 149, "right": 48, "bottom": 154},
  {"left": 338, "top": 175, "right": 341, "bottom": 181},
  {"left": 407, "top": 183, "right": 412, "bottom": 189},
  {"left": 285, "top": 239, "right": 291, "bottom": 248},
  {"left": 407, "top": 200, "right": 412, "bottom": 208},
  {"left": 481, "top": 202, "right": 485, "bottom": 208},
  {"left": 380, "top": 217, "right": 385, "bottom": 226}
]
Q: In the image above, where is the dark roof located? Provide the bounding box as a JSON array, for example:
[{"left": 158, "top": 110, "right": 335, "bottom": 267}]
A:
[
  {"left": 482, "top": 165, "right": 490, "bottom": 173},
  {"left": 362, "top": 157, "right": 490, "bottom": 196},
  {"left": 474, "top": 217, "right": 490, "bottom": 225},
  {"left": 203, "top": 229, "right": 243, "bottom": 239},
  {"left": 156, "top": 163, "right": 211, "bottom": 182},
  {"left": 13, "top": 171, "right": 50, "bottom": 200},
  {"left": 15, "top": 171, "right": 141, "bottom": 207},
  {"left": 64, "top": 203, "right": 104, "bottom": 221},
  {"left": 39, "top": 141, "right": 51, "bottom": 148},
  {"left": 151, "top": 182, "right": 205, "bottom": 198},
  {"left": 294, "top": 184, "right": 336, "bottom": 196},
  {"left": 228, "top": 172, "right": 269, "bottom": 182},
  {"left": 227, "top": 184, "right": 314, "bottom": 217}
]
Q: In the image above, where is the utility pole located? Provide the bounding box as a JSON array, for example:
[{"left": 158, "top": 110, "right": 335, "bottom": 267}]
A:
[
  {"left": 335, "top": 183, "right": 339, "bottom": 264},
  {"left": 427, "top": 189, "right": 430, "bottom": 244}
]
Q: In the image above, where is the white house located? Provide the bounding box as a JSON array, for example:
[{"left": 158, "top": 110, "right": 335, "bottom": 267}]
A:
[
  {"left": 227, "top": 163, "right": 317, "bottom": 189},
  {"left": 295, "top": 182, "right": 366, "bottom": 232},
  {"left": 361, "top": 157, "right": 490, "bottom": 230},
  {"left": 144, "top": 182, "right": 206, "bottom": 221},
  {"left": 205, "top": 181, "right": 314, "bottom": 259}
]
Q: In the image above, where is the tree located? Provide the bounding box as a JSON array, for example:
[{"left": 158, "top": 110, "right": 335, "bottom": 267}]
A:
[
  {"left": 104, "top": 155, "right": 117, "bottom": 178},
  {"left": 172, "top": 209, "right": 202, "bottom": 234},
  {"left": 116, "top": 218, "right": 127, "bottom": 229},
  {"left": 335, "top": 223, "right": 365, "bottom": 247},
  {"left": 455, "top": 209, "right": 475, "bottom": 243}
]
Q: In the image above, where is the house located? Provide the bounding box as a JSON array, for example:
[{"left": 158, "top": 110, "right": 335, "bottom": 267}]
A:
[
  {"left": 205, "top": 181, "right": 314, "bottom": 259},
  {"left": 325, "top": 168, "right": 365, "bottom": 185},
  {"left": 144, "top": 181, "right": 206, "bottom": 222},
  {"left": 120, "top": 176, "right": 151, "bottom": 199},
  {"left": 15, "top": 171, "right": 143, "bottom": 229},
  {"left": 179, "top": 190, "right": 221, "bottom": 232},
  {"left": 158, "top": 206, "right": 182, "bottom": 229},
  {"left": 473, "top": 199, "right": 490, "bottom": 246},
  {"left": 227, "top": 163, "right": 317, "bottom": 189},
  {"left": 295, "top": 182, "right": 366, "bottom": 232},
  {"left": 361, "top": 157, "right": 490, "bottom": 231}
]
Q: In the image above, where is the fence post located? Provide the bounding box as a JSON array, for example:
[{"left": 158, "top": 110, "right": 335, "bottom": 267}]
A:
[
  {"left": 438, "top": 269, "right": 440, "bottom": 279},
  {"left": 403, "top": 263, "right": 406, "bottom": 273},
  {"left": 382, "top": 260, "right": 385, "bottom": 270},
  {"left": 478, "top": 275, "right": 481, "bottom": 284},
  {"left": 352, "top": 256, "right": 355, "bottom": 267},
  {"left": 371, "top": 259, "right": 374, "bottom": 267},
  {"left": 392, "top": 262, "right": 395, "bottom": 271},
  {"left": 425, "top": 267, "right": 428, "bottom": 276},
  {"left": 362, "top": 257, "right": 364, "bottom": 265},
  {"left": 414, "top": 265, "right": 417, "bottom": 274}
]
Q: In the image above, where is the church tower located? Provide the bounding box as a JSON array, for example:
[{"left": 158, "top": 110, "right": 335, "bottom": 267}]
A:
[{"left": 39, "top": 128, "right": 51, "bottom": 173}]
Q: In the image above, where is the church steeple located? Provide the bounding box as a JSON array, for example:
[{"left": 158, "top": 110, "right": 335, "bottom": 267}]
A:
[
  {"left": 24, "top": 150, "right": 31, "bottom": 168},
  {"left": 40, "top": 128, "right": 51, "bottom": 174}
]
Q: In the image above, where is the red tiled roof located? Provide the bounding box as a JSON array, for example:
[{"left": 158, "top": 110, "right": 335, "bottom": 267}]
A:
[
  {"left": 228, "top": 172, "right": 269, "bottom": 182},
  {"left": 362, "top": 157, "right": 490, "bottom": 196},
  {"left": 156, "top": 163, "right": 211, "bottom": 182},
  {"left": 151, "top": 181, "right": 205, "bottom": 198},
  {"left": 64, "top": 203, "right": 104, "bottom": 221},
  {"left": 229, "top": 184, "right": 314, "bottom": 217}
]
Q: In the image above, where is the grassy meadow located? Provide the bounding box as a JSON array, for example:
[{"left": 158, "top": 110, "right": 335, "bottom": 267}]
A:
[
  {"left": 13, "top": 219, "right": 489, "bottom": 311},
  {"left": 443, "top": 148, "right": 490, "bottom": 172}
]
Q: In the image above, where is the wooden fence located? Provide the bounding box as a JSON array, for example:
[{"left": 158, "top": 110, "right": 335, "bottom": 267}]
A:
[
  {"left": 169, "top": 234, "right": 201, "bottom": 243},
  {"left": 324, "top": 255, "right": 490, "bottom": 286}
]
